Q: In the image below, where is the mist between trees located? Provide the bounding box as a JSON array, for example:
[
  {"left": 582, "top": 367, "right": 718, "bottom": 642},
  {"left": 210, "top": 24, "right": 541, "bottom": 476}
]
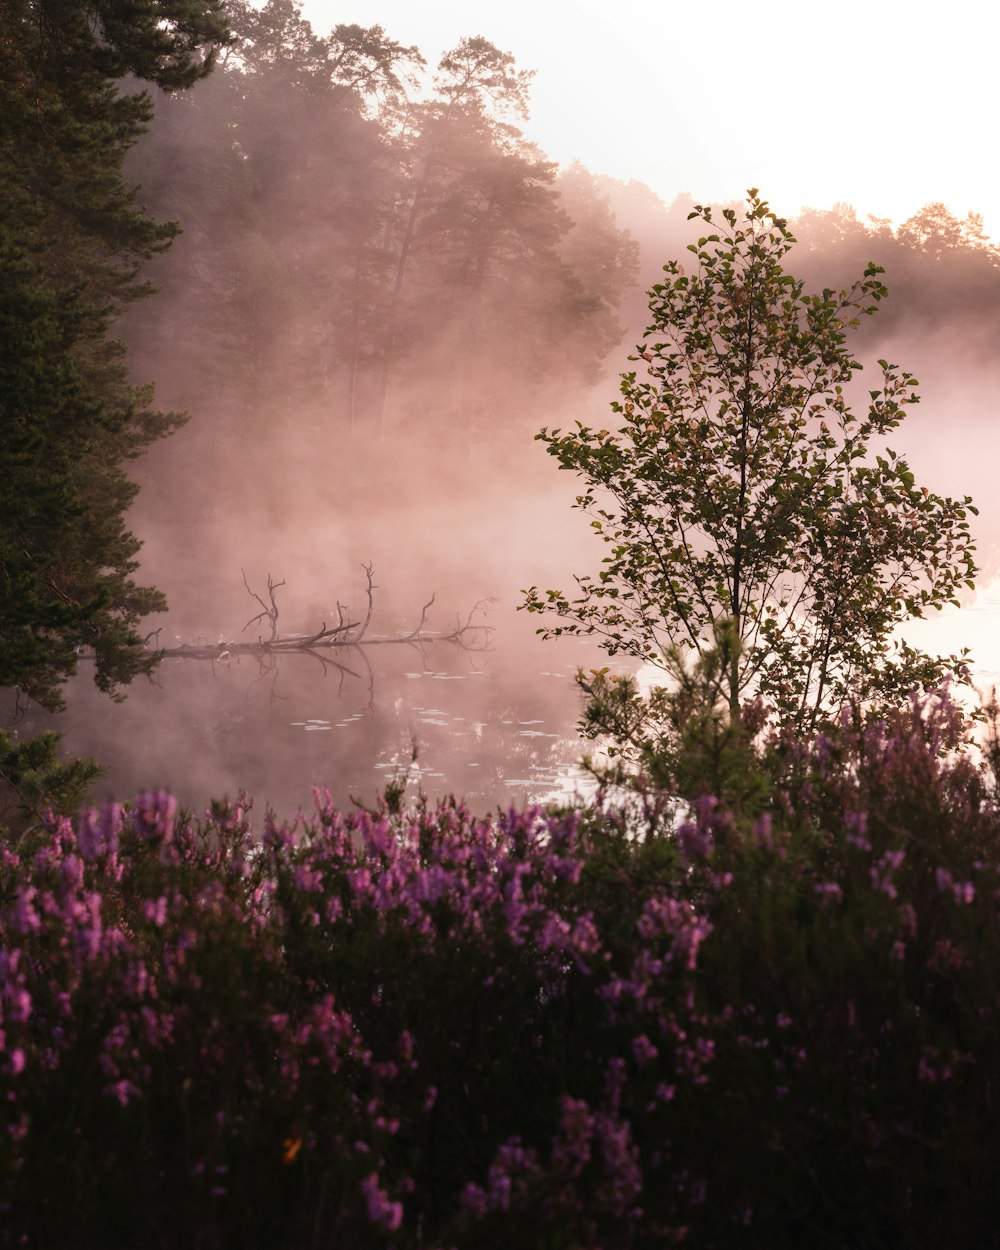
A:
[
  {"left": 118, "top": 0, "right": 1000, "bottom": 684},
  {"left": 4, "top": 0, "right": 1000, "bottom": 755},
  {"left": 9, "top": 5, "right": 1000, "bottom": 1246},
  {"left": 121, "top": 1, "right": 1000, "bottom": 508}
]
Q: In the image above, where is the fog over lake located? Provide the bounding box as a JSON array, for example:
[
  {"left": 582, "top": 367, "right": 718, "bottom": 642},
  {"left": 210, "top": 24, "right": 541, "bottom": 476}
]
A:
[{"left": 7, "top": 0, "right": 1000, "bottom": 816}]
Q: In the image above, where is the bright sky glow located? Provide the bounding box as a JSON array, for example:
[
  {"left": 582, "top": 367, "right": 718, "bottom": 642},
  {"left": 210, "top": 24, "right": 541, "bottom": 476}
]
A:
[{"left": 302, "top": 0, "right": 1000, "bottom": 239}]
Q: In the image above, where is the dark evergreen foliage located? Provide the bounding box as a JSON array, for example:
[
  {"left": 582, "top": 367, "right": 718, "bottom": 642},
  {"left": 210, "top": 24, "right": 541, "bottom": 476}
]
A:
[{"left": 0, "top": 0, "right": 228, "bottom": 708}]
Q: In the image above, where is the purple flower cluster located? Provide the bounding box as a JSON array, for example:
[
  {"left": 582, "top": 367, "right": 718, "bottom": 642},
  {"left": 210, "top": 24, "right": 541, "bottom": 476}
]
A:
[{"left": 2, "top": 692, "right": 1000, "bottom": 1246}]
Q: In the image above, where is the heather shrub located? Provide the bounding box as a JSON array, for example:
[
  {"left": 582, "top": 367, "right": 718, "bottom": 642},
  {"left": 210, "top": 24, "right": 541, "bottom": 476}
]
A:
[{"left": 2, "top": 691, "right": 1000, "bottom": 1248}]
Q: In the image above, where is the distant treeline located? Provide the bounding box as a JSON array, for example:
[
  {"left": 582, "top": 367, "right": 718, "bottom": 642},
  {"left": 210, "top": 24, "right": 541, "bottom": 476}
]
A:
[
  {"left": 123, "top": 1, "right": 1000, "bottom": 467},
  {"left": 608, "top": 190, "right": 1000, "bottom": 360},
  {"left": 123, "top": 4, "right": 640, "bottom": 452}
]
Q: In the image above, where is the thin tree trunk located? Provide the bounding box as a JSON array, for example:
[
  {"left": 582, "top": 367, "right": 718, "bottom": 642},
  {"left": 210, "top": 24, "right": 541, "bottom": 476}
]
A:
[
  {"left": 457, "top": 188, "right": 496, "bottom": 459},
  {"left": 375, "top": 168, "right": 429, "bottom": 440},
  {"left": 346, "top": 244, "right": 362, "bottom": 434}
]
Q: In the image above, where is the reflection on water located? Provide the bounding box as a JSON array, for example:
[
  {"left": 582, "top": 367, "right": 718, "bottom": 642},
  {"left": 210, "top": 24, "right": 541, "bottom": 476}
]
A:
[
  {"left": 13, "top": 620, "right": 617, "bottom": 817},
  {"left": 12, "top": 579, "right": 999, "bottom": 820}
]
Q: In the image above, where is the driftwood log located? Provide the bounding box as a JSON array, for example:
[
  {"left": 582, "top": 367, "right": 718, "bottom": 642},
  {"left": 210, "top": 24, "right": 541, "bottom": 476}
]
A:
[{"left": 156, "top": 564, "right": 494, "bottom": 666}]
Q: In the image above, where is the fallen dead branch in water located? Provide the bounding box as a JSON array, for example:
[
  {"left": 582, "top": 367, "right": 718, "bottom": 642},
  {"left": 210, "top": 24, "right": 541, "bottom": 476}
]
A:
[{"left": 158, "top": 564, "right": 495, "bottom": 663}]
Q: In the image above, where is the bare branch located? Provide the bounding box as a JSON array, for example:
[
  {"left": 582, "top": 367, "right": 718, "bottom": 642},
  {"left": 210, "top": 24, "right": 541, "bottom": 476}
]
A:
[
  {"left": 442, "top": 597, "right": 496, "bottom": 650},
  {"left": 271, "top": 621, "right": 359, "bottom": 650},
  {"left": 401, "top": 593, "right": 436, "bottom": 642},
  {"left": 354, "top": 562, "right": 376, "bottom": 644},
  {"left": 155, "top": 566, "right": 493, "bottom": 667},
  {"left": 241, "top": 569, "right": 285, "bottom": 641}
]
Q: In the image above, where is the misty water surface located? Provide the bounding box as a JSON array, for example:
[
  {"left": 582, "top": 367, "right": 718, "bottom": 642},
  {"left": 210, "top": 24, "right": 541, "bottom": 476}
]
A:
[
  {"left": 15, "top": 608, "right": 624, "bottom": 817},
  {"left": 15, "top": 577, "right": 1000, "bottom": 821}
]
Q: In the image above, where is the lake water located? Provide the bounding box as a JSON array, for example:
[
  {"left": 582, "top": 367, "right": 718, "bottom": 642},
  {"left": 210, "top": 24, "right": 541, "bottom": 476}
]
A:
[
  {"left": 12, "top": 576, "right": 1000, "bottom": 822},
  {"left": 13, "top": 613, "right": 619, "bottom": 818}
]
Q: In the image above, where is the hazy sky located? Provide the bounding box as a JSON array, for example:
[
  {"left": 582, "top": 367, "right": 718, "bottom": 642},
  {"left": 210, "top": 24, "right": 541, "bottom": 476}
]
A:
[{"left": 302, "top": 0, "right": 1000, "bottom": 240}]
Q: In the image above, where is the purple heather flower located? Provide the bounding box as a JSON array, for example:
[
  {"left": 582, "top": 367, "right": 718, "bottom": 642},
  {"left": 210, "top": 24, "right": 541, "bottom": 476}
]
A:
[
  {"left": 360, "top": 1173, "right": 403, "bottom": 1231},
  {"left": 814, "top": 882, "right": 843, "bottom": 902},
  {"left": 12, "top": 888, "right": 40, "bottom": 936}
]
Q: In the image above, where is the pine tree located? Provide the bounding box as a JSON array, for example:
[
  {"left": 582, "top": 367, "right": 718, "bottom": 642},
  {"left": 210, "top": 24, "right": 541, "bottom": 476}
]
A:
[{"left": 0, "top": 0, "right": 229, "bottom": 709}]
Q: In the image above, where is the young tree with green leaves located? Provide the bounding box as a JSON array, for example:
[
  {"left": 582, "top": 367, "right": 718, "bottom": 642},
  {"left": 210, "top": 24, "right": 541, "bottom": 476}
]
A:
[{"left": 524, "top": 192, "right": 978, "bottom": 734}]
